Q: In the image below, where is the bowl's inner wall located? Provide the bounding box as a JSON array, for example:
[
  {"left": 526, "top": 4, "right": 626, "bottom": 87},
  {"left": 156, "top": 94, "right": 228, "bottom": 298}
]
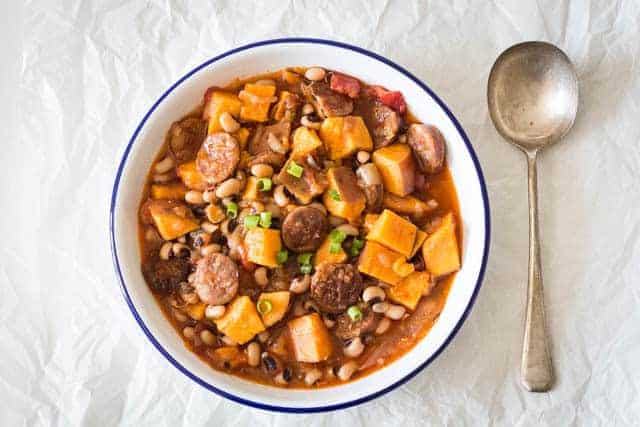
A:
[{"left": 113, "top": 41, "right": 487, "bottom": 409}]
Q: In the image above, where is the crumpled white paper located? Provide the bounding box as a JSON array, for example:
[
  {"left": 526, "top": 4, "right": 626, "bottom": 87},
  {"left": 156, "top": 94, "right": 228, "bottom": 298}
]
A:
[{"left": 2, "top": 0, "right": 639, "bottom": 425}]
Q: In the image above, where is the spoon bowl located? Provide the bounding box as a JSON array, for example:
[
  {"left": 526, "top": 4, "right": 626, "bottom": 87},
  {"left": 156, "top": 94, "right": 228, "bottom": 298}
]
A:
[{"left": 488, "top": 41, "right": 579, "bottom": 151}]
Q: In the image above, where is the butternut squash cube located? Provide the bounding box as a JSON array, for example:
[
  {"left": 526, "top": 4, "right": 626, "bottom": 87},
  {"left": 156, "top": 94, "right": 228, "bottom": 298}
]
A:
[
  {"left": 233, "top": 127, "right": 251, "bottom": 150},
  {"left": 242, "top": 176, "right": 260, "bottom": 201},
  {"left": 150, "top": 182, "right": 188, "bottom": 200},
  {"left": 422, "top": 213, "right": 461, "bottom": 277},
  {"left": 244, "top": 228, "right": 282, "bottom": 268},
  {"left": 214, "top": 296, "right": 266, "bottom": 345},
  {"left": 185, "top": 302, "right": 206, "bottom": 320},
  {"left": 320, "top": 116, "right": 373, "bottom": 160},
  {"left": 372, "top": 144, "right": 416, "bottom": 196},
  {"left": 288, "top": 313, "right": 333, "bottom": 363},
  {"left": 367, "top": 209, "right": 417, "bottom": 257},
  {"left": 204, "top": 91, "right": 242, "bottom": 134},
  {"left": 357, "top": 241, "right": 405, "bottom": 285},
  {"left": 257, "top": 291, "right": 291, "bottom": 327},
  {"left": 240, "top": 83, "right": 276, "bottom": 122},
  {"left": 212, "top": 346, "right": 247, "bottom": 369},
  {"left": 148, "top": 201, "right": 200, "bottom": 240},
  {"left": 387, "top": 271, "right": 431, "bottom": 310},
  {"left": 314, "top": 236, "right": 348, "bottom": 267},
  {"left": 410, "top": 230, "right": 428, "bottom": 258},
  {"left": 292, "top": 126, "right": 323, "bottom": 157},
  {"left": 177, "top": 161, "right": 208, "bottom": 191},
  {"left": 323, "top": 167, "right": 366, "bottom": 221}
]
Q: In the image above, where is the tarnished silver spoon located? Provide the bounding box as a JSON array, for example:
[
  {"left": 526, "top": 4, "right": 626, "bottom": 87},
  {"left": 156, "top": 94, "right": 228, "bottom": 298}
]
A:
[{"left": 487, "top": 41, "right": 579, "bottom": 392}]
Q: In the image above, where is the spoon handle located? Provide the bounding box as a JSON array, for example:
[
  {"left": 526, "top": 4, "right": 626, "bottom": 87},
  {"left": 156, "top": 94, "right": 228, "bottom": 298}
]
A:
[{"left": 521, "top": 150, "right": 554, "bottom": 392}]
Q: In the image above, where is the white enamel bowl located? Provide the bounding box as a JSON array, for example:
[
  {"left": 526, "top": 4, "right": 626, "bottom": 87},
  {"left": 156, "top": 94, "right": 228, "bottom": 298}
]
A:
[{"left": 110, "top": 38, "right": 490, "bottom": 413}]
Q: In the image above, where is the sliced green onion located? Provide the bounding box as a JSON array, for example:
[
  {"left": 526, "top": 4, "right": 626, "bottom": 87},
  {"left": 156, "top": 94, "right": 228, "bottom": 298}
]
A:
[
  {"left": 287, "top": 160, "right": 304, "bottom": 178},
  {"left": 350, "top": 238, "right": 365, "bottom": 256},
  {"left": 276, "top": 250, "right": 289, "bottom": 264},
  {"left": 300, "top": 264, "right": 313, "bottom": 275},
  {"left": 329, "top": 228, "right": 347, "bottom": 244},
  {"left": 257, "top": 299, "right": 273, "bottom": 315},
  {"left": 347, "top": 305, "right": 363, "bottom": 322},
  {"left": 259, "top": 211, "right": 272, "bottom": 228},
  {"left": 226, "top": 202, "right": 238, "bottom": 219},
  {"left": 257, "top": 177, "right": 272, "bottom": 191},
  {"left": 244, "top": 214, "right": 260, "bottom": 228},
  {"left": 329, "top": 189, "right": 341, "bottom": 201},
  {"left": 297, "top": 252, "right": 313, "bottom": 265},
  {"left": 329, "top": 241, "right": 342, "bottom": 254}
]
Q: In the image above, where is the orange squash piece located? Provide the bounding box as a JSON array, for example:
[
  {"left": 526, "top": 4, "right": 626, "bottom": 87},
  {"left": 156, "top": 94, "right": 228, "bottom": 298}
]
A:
[
  {"left": 257, "top": 291, "right": 291, "bottom": 327},
  {"left": 323, "top": 167, "right": 366, "bottom": 221},
  {"left": 150, "top": 182, "right": 188, "bottom": 200},
  {"left": 214, "top": 296, "right": 266, "bottom": 345},
  {"left": 185, "top": 302, "right": 206, "bottom": 320},
  {"left": 212, "top": 346, "right": 248, "bottom": 369},
  {"left": 367, "top": 209, "right": 417, "bottom": 257},
  {"left": 357, "top": 241, "right": 404, "bottom": 285},
  {"left": 314, "top": 236, "right": 348, "bottom": 267},
  {"left": 292, "top": 126, "right": 323, "bottom": 157},
  {"left": 148, "top": 201, "right": 200, "bottom": 240},
  {"left": 240, "top": 83, "right": 276, "bottom": 122},
  {"left": 372, "top": 144, "right": 416, "bottom": 196},
  {"left": 320, "top": 116, "right": 373, "bottom": 160},
  {"left": 288, "top": 313, "right": 333, "bottom": 363},
  {"left": 387, "top": 271, "right": 431, "bottom": 310},
  {"left": 177, "top": 161, "right": 208, "bottom": 191},
  {"left": 422, "top": 213, "right": 460, "bottom": 277},
  {"left": 244, "top": 228, "right": 282, "bottom": 268},
  {"left": 204, "top": 91, "right": 242, "bottom": 134}
]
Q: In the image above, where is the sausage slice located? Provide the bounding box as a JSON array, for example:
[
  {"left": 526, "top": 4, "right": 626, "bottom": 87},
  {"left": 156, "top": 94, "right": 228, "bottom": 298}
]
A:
[
  {"left": 143, "top": 257, "right": 190, "bottom": 295},
  {"left": 196, "top": 133, "right": 240, "bottom": 185},
  {"left": 335, "top": 305, "right": 378, "bottom": 340},
  {"left": 310, "top": 263, "right": 363, "bottom": 313},
  {"left": 194, "top": 253, "right": 239, "bottom": 305},
  {"left": 282, "top": 206, "right": 328, "bottom": 252},
  {"left": 407, "top": 124, "right": 446, "bottom": 174},
  {"left": 168, "top": 117, "right": 208, "bottom": 163}
]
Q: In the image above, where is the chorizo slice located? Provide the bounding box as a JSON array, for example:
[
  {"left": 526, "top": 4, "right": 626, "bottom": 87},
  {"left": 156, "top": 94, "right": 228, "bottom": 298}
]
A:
[
  {"left": 281, "top": 206, "right": 328, "bottom": 252},
  {"left": 196, "top": 133, "right": 240, "bottom": 185},
  {"left": 194, "top": 253, "right": 239, "bottom": 305},
  {"left": 330, "top": 73, "right": 361, "bottom": 99},
  {"left": 310, "top": 263, "right": 363, "bottom": 314},
  {"left": 334, "top": 306, "right": 378, "bottom": 340},
  {"left": 168, "top": 117, "right": 208, "bottom": 163},
  {"left": 407, "top": 124, "right": 446, "bottom": 174},
  {"left": 143, "top": 257, "right": 191, "bottom": 295}
]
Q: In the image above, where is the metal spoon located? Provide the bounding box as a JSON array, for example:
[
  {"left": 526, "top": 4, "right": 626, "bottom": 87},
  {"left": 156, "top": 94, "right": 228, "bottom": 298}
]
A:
[{"left": 487, "top": 41, "right": 579, "bottom": 392}]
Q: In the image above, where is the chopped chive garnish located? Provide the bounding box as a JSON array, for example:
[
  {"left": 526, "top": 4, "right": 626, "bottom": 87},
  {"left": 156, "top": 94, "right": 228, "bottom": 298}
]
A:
[
  {"left": 259, "top": 211, "right": 272, "bottom": 228},
  {"left": 297, "top": 252, "right": 313, "bottom": 265},
  {"left": 257, "top": 299, "right": 273, "bottom": 315},
  {"left": 347, "top": 305, "right": 363, "bottom": 322},
  {"left": 350, "top": 238, "right": 365, "bottom": 256},
  {"left": 286, "top": 160, "right": 304, "bottom": 178},
  {"left": 300, "top": 264, "right": 313, "bottom": 275},
  {"left": 257, "top": 177, "right": 272, "bottom": 191},
  {"left": 329, "top": 229, "right": 347, "bottom": 244},
  {"left": 226, "top": 202, "right": 238, "bottom": 218},
  {"left": 244, "top": 214, "right": 260, "bottom": 228},
  {"left": 329, "top": 189, "right": 341, "bottom": 201},
  {"left": 276, "top": 250, "right": 289, "bottom": 264},
  {"left": 329, "top": 241, "right": 342, "bottom": 254}
]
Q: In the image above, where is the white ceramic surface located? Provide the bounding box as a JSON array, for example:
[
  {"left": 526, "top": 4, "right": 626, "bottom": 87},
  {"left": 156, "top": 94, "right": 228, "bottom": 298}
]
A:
[{"left": 110, "top": 39, "right": 490, "bottom": 412}]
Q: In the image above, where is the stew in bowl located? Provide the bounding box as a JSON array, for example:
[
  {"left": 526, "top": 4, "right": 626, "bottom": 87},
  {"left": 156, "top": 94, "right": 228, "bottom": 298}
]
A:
[{"left": 138, "top": 66, "right": 463, "bottom": 388}]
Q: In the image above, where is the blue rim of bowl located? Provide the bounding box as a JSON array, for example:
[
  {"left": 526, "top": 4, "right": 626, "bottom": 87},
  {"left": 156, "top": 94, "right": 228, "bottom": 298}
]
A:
[{"left": 110, "top": 37, "right": 491, "bottom": 413}]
